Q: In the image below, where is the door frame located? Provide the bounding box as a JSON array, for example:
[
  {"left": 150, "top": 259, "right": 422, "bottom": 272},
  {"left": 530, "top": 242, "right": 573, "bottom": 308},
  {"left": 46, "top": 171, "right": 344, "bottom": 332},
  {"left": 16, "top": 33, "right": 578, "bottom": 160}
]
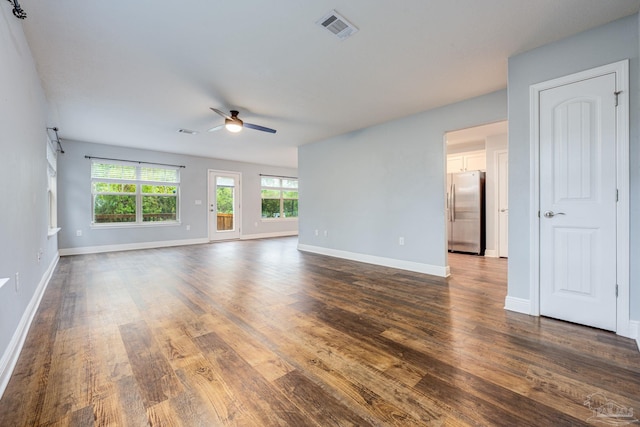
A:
[
  {"left": 208, "top": 169, "right": 242, "bottom": 241},
  {"left": 529, "top": 60, "right": 630, "bottom": 336},
  {"left": 495, "top": 149, "right": 508, "bottom": 258}
]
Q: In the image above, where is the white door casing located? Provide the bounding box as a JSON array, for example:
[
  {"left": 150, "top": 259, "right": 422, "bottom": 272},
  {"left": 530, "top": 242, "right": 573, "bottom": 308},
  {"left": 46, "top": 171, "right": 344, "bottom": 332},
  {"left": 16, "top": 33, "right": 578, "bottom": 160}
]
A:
[
  {"left": 497, "top": 151, "right": 508, "bottom": 258},
  {"left": 529, "top": 60, "right": 630, "bottom": 336},
  {"left": 208, "top": 170, "right": 241, "bottom": 241}
]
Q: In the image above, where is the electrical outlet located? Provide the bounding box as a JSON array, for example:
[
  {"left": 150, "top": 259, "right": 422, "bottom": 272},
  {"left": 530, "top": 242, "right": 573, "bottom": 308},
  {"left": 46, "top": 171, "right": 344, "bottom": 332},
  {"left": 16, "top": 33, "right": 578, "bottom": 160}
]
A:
[
  {"left": 399, "top": 237, "right": 405, "bottom": 246},
  {"left": 186, "top": 225, "right": 190, "bottom": 231},
  {"left": 76, "top": 230, "right": 82, "bottom": 237},
  {"left": 323, "top": 230, "right": 328, "bottom": 237},
  {"left": 315, "top": 229, "right": 319, "bottom": 236},
  {"left": 15, "top": 272, "right": 19, "bottom": 292}
]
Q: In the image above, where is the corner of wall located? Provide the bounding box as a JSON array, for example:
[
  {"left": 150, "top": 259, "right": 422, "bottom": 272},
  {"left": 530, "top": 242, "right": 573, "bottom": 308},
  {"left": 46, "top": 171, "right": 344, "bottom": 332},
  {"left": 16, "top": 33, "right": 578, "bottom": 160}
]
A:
[{"left": 504, "top": 296, "right": 531, "bottom": 315}]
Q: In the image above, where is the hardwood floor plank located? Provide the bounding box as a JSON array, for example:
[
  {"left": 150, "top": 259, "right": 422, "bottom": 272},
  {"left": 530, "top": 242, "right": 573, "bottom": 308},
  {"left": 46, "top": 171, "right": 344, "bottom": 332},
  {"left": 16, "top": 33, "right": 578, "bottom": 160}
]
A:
[
  {"left": 273, "top": 369, "right": 373, "bottom": 426},
  {"left": 39, "top": 327, "right": 92, "bottom": 423},
  {"left": 114, "top": 375, "right": 150, "bottom": 426},
  {"left": 92, "top": 392, "right": 125, "bottom": 427},
  {"left": 0, "top": 238, "right": 638, "bottom": 426},
  {"left": 118, "top": 320, "right": 183, "bottom": 408},
  {"left": 69, "top": 405, "right": 95, "bottom": 427},
  {"left": 253, "top": 314, "right": 444, "bottom": 425},
  {"left": 177, "top": 357, "right": 262, "bottom": 426},
  {"left": 147, "top": 400, "right": 183, "bottom": 427},
  {"left": 194, "top": 331, "right": 312, "bottom": 426},
  {"left": 262, "top": 327, "right": 435, "bottom": 425}
]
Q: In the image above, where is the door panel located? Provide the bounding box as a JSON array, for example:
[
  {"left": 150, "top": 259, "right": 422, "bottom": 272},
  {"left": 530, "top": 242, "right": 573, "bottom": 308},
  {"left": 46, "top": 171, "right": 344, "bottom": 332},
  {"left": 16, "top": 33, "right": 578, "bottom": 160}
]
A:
[
  {"left": 209, "top": 171, "right": 241, "bottom": 241},
  {"left": 539, "top": 73, "right": 617, "bottom": 331}
]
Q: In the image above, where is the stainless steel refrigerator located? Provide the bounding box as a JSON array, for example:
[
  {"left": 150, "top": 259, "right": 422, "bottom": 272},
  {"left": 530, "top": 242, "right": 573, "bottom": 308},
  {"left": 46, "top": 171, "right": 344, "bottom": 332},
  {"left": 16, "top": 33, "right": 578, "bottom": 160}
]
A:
[{"left": 446, "top": 171, "right": 485, "bottom": 255}]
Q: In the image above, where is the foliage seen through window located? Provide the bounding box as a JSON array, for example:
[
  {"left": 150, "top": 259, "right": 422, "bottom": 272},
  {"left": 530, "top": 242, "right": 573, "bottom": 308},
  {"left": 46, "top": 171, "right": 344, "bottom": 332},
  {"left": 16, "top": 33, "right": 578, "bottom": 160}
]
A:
[{"left": 91, "top": 162, "right": 180, "bottom": 224}]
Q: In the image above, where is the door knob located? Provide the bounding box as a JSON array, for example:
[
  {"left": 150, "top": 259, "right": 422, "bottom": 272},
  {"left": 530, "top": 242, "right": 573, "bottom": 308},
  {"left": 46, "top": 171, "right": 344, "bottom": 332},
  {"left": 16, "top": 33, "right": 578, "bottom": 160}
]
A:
[
  {"left": 500, "top": 209, "right": 508, "bottom": 212},
  {"left": 543, "top": 211, "right": 565, "bottom": 218}
]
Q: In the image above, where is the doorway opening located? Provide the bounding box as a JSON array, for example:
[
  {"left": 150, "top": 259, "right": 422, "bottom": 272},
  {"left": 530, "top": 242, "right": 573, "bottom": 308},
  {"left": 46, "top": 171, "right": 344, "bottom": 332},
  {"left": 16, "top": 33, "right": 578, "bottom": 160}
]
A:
[
  {"left": 208, "top": 170, "right": 242, "bottom": 241},
  {"left": 445, "top": 120, "right": 508, "bottom": 261}
]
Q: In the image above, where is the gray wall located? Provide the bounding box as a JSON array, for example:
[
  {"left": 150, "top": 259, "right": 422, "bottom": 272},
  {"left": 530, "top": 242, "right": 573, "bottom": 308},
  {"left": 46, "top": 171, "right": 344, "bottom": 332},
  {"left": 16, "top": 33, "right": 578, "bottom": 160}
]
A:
[
  {"left": 298, "top": 90, "right": 507, "bottom": 271},
  {"left": 507, "top": 14, "right": 639, "bottom": 319},
  {"left": 58, "top": 140, "right": 298, "bottom": 250},
  {"left": 0, "top": 5, "right": 58, "bottom": 382}
]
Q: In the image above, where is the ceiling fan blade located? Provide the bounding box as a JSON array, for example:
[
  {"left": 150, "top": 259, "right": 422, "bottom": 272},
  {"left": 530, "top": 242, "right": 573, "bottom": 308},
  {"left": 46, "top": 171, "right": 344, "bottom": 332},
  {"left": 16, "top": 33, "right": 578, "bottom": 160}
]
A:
[
  {"left": 244, "top": 122, "right": 277, "bottom": 134},
  {"left": 210, "top": 108, "right": 231, "bottom": 120},
  {"left": 207, "top": 124, "right": 224, "bottom": 132}
]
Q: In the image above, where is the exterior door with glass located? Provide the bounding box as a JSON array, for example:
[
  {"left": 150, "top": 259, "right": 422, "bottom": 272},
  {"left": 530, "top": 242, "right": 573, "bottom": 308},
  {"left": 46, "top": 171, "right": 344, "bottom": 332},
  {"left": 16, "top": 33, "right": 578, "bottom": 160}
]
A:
[{"left": 209, "top": 170, "right": 241, "bottom": 241}]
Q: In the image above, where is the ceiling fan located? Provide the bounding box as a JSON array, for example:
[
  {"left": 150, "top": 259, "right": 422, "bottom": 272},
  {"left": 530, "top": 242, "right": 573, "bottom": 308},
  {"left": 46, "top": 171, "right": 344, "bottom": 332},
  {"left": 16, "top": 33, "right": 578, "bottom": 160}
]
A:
[{"left": 208, "top": 108, "right": 277, "bottom": 134}]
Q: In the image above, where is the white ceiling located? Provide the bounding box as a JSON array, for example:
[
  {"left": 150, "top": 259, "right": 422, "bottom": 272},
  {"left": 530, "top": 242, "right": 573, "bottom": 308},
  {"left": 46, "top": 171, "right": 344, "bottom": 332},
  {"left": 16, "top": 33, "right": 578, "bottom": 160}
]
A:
[{"left": 20, "top": 1, "right": 640, "bottom": 168}]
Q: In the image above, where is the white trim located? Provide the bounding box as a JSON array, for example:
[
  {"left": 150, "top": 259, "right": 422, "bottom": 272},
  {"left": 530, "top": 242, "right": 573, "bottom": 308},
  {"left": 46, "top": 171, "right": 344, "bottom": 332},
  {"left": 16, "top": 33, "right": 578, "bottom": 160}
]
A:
[
  {"left": 0, "top": 253, "right": 59, "bottom": 399},
  {"left": 241, "top": 231, "right": 298, "bottom": 240},
  {"left": 59, "top": 238, "right": 209, "bottom": 256},
  {"left": 504, "top": 296, "right": 531, "bottom": 315},
  {"left": 298, "top": 244, "right": 450, "bottom": 277},
  {"left": 528, "top": 59, "right": 630, "bottom": 336},
  {"left": 47, "top": 227, "right": 61, "bottom": 237},
  {"left": 494, "top": 149, "right": 509, "bottom": 259},
  {"left": 529, "top": 79, "right": 541, "bottom": 316},
  {"left": 208, "top": 169, "right": 242, "bottom": 242},
  {"left": 484, "top": 249, "right": 498, "bottom": 258}
]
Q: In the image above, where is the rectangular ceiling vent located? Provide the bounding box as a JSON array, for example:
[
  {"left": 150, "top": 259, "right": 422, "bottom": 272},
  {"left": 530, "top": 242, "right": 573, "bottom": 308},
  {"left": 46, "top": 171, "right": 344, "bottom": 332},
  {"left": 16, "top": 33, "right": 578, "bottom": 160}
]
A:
[{"left": 316, "top": 10, "right": 358, "bottom": 40}]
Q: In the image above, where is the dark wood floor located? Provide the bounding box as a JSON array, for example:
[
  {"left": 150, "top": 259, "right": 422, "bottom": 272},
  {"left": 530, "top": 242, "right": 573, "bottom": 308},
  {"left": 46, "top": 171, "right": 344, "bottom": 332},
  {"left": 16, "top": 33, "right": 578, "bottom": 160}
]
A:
[{"left": 0, "top": 237, "right": 638, "bottom": 426}]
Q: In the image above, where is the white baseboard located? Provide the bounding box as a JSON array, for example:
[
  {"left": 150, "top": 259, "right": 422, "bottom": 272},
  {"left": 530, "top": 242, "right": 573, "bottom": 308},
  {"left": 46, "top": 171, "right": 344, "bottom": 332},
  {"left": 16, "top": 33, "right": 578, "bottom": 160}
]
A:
[
  {"left": 59, "top": 238, "right": 210, "bottom": 256},
  {"left": 504, "top": 296, "right": 531, "bottom": 315},
  {"left": 297, "top": 244, "right": 449, "bottom": 277},
  {"left": 241, "top": 231, "right": 298, "bottom": 240},
  {"left": 484, "top": 249, "right": 498, "bottom": 258},
  {"left": 0, "top": 253, "right": 59, "bottom": 399}
]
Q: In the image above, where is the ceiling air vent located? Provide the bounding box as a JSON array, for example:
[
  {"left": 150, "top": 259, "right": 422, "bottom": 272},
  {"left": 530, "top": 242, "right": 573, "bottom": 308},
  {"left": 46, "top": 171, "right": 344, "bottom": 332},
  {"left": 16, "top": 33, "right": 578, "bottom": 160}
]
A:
[{"left": 316, "top": 10, "right": 358, "bottom": 40}]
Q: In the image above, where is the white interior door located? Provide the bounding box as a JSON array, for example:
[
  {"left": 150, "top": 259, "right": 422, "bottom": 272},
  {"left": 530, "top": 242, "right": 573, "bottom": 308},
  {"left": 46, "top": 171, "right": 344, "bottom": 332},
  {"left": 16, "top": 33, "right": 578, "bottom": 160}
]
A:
[
  {"left": 497, "top": 151, "right": 508, "bottom": 258},
  {"left": 208, "top": 170, "right": 241, "bottom": 241},
  {"left": 539, "top": 72, "right": 617, "bottom": 331}
]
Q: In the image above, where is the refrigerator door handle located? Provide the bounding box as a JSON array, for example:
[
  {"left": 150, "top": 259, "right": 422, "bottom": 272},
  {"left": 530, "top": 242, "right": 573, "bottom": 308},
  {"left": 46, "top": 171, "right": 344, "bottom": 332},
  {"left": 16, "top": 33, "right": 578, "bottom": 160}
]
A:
[{"left": 451, "top": 184, "right": 455, "bottom": 221}]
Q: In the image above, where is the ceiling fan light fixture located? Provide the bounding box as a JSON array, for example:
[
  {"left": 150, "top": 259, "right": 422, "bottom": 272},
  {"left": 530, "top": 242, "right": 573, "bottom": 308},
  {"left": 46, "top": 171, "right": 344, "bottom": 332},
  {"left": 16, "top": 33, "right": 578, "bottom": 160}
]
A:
[{"left": 225, "top": 118, "right": 243, "bottom": 133}]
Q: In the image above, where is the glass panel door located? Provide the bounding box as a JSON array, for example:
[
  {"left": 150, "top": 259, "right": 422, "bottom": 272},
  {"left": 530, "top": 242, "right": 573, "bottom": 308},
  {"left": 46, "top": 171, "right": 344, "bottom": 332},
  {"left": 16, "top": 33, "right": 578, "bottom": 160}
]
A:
[
  {"left": 209, "top": 170, "right": 241, "bottom": 240},
  {"left": 216, "top": 176, "right": 235, "bottom": 232}
]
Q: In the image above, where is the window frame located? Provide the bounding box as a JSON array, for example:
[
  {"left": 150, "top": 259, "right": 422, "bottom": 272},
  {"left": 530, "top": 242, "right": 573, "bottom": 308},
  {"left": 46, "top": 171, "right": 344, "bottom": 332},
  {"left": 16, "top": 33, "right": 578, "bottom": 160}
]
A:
[
  {"left": 90, "top": 161, "right": 181, "bottom": 227},
  {"left": 260, "top": 176, "right": 298, "bottom": 221},
  {"left": 46, "top": 138, "right": 61, "bottom": 236}
]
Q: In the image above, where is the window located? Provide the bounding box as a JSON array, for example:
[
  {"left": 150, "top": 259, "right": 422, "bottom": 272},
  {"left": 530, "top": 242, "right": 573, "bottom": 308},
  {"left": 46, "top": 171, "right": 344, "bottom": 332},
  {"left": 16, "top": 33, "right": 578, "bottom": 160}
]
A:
[
  {"left": 261, "top": 176, "right": 298, "bottom": 219},
  {"left": 91, "top": 161, "right": 180, "bottom": 225},
  {"left": 46, "top": 138, "right": 59, "bottom": 235}
]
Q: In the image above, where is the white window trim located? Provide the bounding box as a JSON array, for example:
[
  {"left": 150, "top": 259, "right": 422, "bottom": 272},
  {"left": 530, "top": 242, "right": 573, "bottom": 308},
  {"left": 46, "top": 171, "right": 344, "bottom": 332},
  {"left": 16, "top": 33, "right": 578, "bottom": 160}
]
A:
[
  {"left": 91, "top": 161, "right": 181, "bottom": 226},
  {"left": 47, "top": 137, "right": 59, "bottom": 235},
  {"left": 260, "top": 176, "right": 299, "bottom": 220}
]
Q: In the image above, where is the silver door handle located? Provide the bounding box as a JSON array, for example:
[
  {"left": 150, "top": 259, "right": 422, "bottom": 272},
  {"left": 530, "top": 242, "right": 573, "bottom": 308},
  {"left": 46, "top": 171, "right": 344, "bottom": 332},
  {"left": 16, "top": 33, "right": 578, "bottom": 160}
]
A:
[
  {"left": 500, "top": 209, "right": 508, "bottom": 212},
  {"left": 543, "top": 211, "right": 565, "bottom": 218}
]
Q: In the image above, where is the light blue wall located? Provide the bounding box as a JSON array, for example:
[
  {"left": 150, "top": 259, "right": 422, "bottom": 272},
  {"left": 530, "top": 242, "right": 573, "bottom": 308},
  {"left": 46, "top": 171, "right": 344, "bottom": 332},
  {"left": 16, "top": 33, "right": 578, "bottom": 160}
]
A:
[
  {"left": 507, "top": 14, "right": 639, "bottom": 319},
  {"left": 57, "top": 140, "right": 298, "bottom": 250},
  {"left": 0, "top": 5, "right": 58, "bottom": 387},
  {"left": 298, "top": 90, "right": 507, "bottom": 271}
]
